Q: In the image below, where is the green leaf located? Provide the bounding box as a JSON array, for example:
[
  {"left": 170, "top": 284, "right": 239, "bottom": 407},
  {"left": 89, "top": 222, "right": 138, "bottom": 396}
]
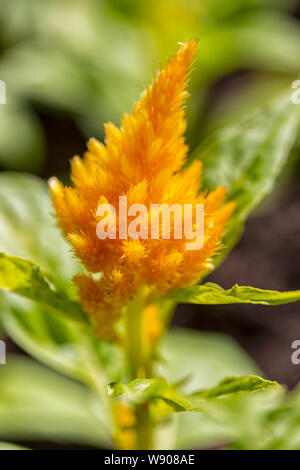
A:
[
  {"left": 107, "top": 375, "right": 279, "bottom": 415},
  {"left": 0, "top": 293, "right": 91, "bottom": 382},
  {"left": 107, "top": 378, "right": 190, "bottom": 411},
  {"left": 157, "top": 327, "right": 259, "bottom": 393},
  {"left": 258, "top": 385, "right": 300, "bottom": 450},
  {"left": 0, "top": 442, "right": 29, "bottom": 450},
  {"left": 192, "top": 94, "right": 299, "bottom": 267},
  {"left": 154, "top": 327, "right": 277, "bottom": 450},
  {"left": 0, "top": 355, "right": 112, "bottom": 448},
  {"left": 191, "top": 376, "right": 280, "bottom": 401},
  {"left": 168, "top": 282, "right": 300, "bottom": 306},
  {"left": 177, "top": 377, "right": 281, "bottom": 451},
  {"left": 172, "top": 385, "right": 283, "bottom": 450},
  {"left": 0, "top": 292, "right": 124, "bottom": 389},
  {"left": 0, "top": 253, "right": 88, "bottom": 325}
]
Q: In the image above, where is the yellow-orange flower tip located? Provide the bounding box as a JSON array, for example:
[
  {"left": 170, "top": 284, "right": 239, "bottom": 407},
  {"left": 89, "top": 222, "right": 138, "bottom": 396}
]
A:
[
  {"left": 48, "top": 176, "right": 62, "bottom": 193},
  {"left": 50, "top": 40, "right": 234, "bottom": 340}
]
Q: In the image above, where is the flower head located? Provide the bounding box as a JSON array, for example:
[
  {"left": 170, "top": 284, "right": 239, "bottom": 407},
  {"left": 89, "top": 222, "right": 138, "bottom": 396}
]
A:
[{"left": 49, "top": 41, "right": 234, "bottom": 339}]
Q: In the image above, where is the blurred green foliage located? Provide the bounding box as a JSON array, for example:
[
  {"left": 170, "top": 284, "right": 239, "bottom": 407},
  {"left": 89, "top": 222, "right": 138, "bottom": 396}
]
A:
[{"left": 0, "top": 0, "right": 300, "bottom": 172}]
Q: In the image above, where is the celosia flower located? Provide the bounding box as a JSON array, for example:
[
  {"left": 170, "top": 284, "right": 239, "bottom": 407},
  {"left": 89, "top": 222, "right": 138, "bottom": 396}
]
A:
[{"left": 49, "top": 41, "right": 234, "bottom": 339}]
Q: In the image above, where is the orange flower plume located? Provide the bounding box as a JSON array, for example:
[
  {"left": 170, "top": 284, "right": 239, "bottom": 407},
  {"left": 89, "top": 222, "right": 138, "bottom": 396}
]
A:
[{"left": 49, "top": 41, "right": 234, "bottom": 339}]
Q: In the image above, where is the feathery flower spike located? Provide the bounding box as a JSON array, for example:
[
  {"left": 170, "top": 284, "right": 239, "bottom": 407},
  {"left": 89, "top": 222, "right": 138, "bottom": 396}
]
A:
[{"left": 49, "top": 41, "right": 234, "bottom": 339}]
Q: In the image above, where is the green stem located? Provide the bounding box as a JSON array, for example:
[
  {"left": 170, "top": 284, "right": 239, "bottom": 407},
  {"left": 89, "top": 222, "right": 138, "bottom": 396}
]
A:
[
  {"left": 126, "top": 290, "right": 154, "bottom": 449},
  {"left": 136, "top": 403, "right": 153, "bottom": 450}
]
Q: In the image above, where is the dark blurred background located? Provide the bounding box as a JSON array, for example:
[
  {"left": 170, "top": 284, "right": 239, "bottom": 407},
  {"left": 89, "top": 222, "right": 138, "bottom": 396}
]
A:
[{"left": 1, "top": 0, "right": 300, "bottom": 390}]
